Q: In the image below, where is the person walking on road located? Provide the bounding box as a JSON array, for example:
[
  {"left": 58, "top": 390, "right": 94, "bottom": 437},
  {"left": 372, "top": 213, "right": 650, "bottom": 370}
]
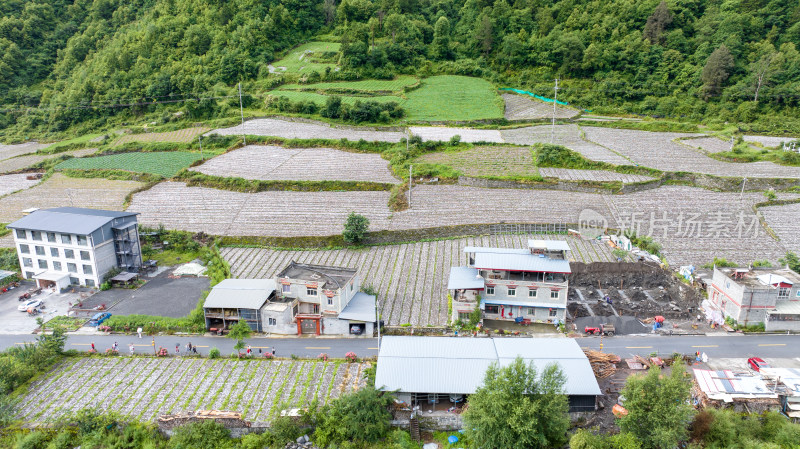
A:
[
  {"left": 90, "top": 342, "right": 95, "bottom": 352},
  {"left": 137, "top": 327, "right": 142, "bottom": 338},
  {"left": 129, "top": 343, "right": 134, "bottom": 355}
]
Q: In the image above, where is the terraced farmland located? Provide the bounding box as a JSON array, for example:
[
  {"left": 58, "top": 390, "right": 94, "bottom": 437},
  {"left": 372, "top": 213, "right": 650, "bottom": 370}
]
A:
[
  {"left": 418, "top": 146, "right": 538, "bottom": 177},
  {"left": 501, "top": 125, "right": 632, "bottom": 165},
  {"left": 0, "top": 174, "right": 143, "bottom": 222},
  {"left": 582, "top": 127, "right": 800, "bottom": 178},
  {"left": 760, "top": 203, "right": 800, "bottom": 254},
  {"left": 113, "top": 127, "right": 209, "bottom": 146},
  {"left": 538, "top": 168, "right": 654, "bottom": 183},
  {"left": 403, "top": 75, "right": 504, "bottom": 121},
  {"left": 409, "top": 126, "right": 503, "bottom": 143},
  {"left": 0, "top": 142, "right": 49, "bottom": 161},
  {"left": 56, "top": 152, "right": 204, "bottom": 177},
  {"left": 679, "top": 136, "right": 735, "bottom": 153},
  {"left": 191, "top": 145, "right": 398, "bottom": 183},
  {"left": 743, "top": 135, "right": 797, "bottom": 147},
  {"left": 208, "top": 118, "right": 404, "bottom": 142},
  {"left": 128, "top": 182, "right": 392, "bottom": 236},
  {"left": 0, "top": 173, "right": 44, "bottom": 196},
  {"left": 280, "top": 76, "right": 419, "bottom": 93},
  {"left": 222, "top": 234, "right": 621, "bottom": 326},
  {"left": 502, "top": 93, "right": 579, "bottom": 121},
  {"left": 17, "top": 357, "right": 367, "bottom": 424},
  {"left": 0, "top": 148, "right": 98, "bottom": 174},
  {"left": 266, "top": 90, "right": 403, "bottom": 106},
  {"left": 271, "top": 41, "right": 341, "bottom": 73}
]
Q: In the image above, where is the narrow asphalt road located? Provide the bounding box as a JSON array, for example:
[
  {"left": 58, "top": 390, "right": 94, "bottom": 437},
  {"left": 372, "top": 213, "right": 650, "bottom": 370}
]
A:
[{"left": 1, "top": 332, "right": 799, "bottom": 359}]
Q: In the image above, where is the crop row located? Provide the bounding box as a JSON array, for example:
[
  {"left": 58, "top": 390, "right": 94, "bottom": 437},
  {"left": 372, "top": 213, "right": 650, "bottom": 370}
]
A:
[
  {"left": 208, "top": 118, "right": 404, "bottom": 142},
  {"left": 190, "top": 145, "right": 399, "bottom": 184},
  {"left": 221, "top": 233, "right": 622, "bottom": 326},
  {"left": 113, "top": 127, "right": 209, "bottom": 146},
  {"left": 56, "top": 152, "right": 204, "bottom": 178},
  {"left": 502, "top": 93, "right": 579, "bottom": 121},
  {"left": 0, "top": 174, "right": 43, "bottom": 197},
  {"left": 18, "top": 358, "right": 368, "bottom": 425},
  {"left": 0, "top": 147, "right": 97, "bottom": 174},
  {"left": 500, "top": 124, "right": 632, "bottom": 165}
]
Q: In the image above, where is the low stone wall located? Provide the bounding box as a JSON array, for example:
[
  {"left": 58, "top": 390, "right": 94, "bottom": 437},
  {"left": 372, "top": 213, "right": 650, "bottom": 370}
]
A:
[
  {"left": 570, "top": 261, "right": 664, "bottom": 274},
  {"left": 392, "top": 414, "right": 464, "bottom": 432}
]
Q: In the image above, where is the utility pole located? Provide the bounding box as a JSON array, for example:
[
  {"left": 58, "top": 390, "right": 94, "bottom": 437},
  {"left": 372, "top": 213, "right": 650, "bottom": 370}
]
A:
[
  {"left": 199, "top": 135, "right": 203, "bottom": 160},
  {"left": 238, "top": 82, "right": 246, "bottom": 146},
  {"left": 740, "top": 177, "right": 747, "bottom": 201},
  {"left": 551, "top": 78, "right": 559, "bottom": 143},
  {"left": 408, "top": 164, "right": 412, "bottom": 208}
]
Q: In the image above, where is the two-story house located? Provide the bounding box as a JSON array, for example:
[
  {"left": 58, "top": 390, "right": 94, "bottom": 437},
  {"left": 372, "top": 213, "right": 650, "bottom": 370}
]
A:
[
  {"left": 265, "top": 261, "right": 376, "bottom": 335},
  {"left": 448, "top": 240, "right": 571, "bottom": 325},
  {"left": 708, "top": 266, "right": 800, "bottom": 331},
  {"left": 7, "top": 207, "right": 142, "bottom": 290}
]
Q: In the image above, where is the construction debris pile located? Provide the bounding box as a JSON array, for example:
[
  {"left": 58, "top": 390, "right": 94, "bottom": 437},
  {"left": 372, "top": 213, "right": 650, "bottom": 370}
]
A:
[
  {"left": 157, "top": 410, "right": 249, "bottom": 430},
  {"left": 584, "top": 349, "right": 621, "bottom": 379}
]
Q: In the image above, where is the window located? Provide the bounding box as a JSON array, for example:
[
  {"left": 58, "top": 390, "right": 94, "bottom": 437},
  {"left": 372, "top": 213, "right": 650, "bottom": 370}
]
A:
[
  {"left": 550, "top": 290, "right": 560, "bottom": 299},
  {"left": 268, "top": 318, "right": 277, "bottom": 325},
  {"left": 77, "top": 235, "right": 88, "bottom": 246},
  {"left": 64, "top": 249, "right": 74, "bottom": 259},
  {"left": 312, "top": 304, "right": 320, "bottom": 314},
  {"left": 26, "top": 271, "right": 35, "bottom": 279},
  {"left": 53, "top": 261, "right": 62, "bottom": 271},
  {"left": 35, "top": 246, "right": 45, "bottom": 256},
  {"left": 47, "top": 232, "right": 56, "bottom": 243},
  {"left": 38, "top": 260, "right": 48, "bottom": 269},
  {"left": 85, "top": 279, "right": 95, "bottom": 287},
  {"left": 83, "top": 265, "right": 93, "bottom": 275},
  {"left": 69, "top": 277, "right": 79, "bottom": 285},
  {"left": 282, "top": 284, "right": 291, "bottom": 294},
  {"left": 67, "top": 263, "right": 77, "bottom": 273},
  {"left": 485, "top": 305, "right": 499, "bottom": 314},
  {"left": 23, "top": 258, "right": 32, "bottom": 268},
  {"left": 527, "top": 307, "right": 536, "bottom": 315},
  {"left": 327, "top": 297, "right": 333, "bottom": 306},
  {"left": 485, "top": 286, "right": 495, "bottom": 295},
  {"left": 61, "top": 234, "right": 71, "bottom": 244},
  {"left": 307, "top": 288, "right": 318, "bottom": 296},
  {"left": 549, "top": 309, "right": 558, "bottom": 317},
  {"left": 50, "top": 247, "right": 59, "bottom": 257},
  {"left": 80, "top": 251, "right": 90, "bottom": 261},
  {"left": 778, "top": 287, "right": 790, "bottom": 299},
  {"left": 528, "top": 289, "right": 537, "bottom": 297},
  {"left": 458, "top": 312, "right": 471, "bottom": 321},
  {"left": 31, "top": 231, "right": 42, "bottom": 241},
  {"left": 15, "top": 229, "right": 26, "bottom": 239},
  {"left": 19, "top": 244, "right": 29, "bottom": 254},
  {"left": 507, "top": 288, "right": 516, "bottom": 297}
]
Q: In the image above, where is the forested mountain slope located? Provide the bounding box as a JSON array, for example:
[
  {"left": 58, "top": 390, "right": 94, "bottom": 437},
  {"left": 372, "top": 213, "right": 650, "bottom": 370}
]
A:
[{"left": 1, "top": 0, "right": 799, "bottom": 136}]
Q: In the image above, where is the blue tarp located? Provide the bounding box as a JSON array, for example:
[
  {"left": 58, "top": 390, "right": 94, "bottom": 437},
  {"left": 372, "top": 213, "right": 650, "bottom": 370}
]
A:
[{"left": 499, "top": 87, "right": 570, "bottom": 106}]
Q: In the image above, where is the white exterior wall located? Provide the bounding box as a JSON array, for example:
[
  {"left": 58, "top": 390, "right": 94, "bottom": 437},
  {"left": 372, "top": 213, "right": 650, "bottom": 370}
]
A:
[
  {"left": 93, "top": 240, "right": 118, "bottom": 282},
  {"left": 481, "top": 278, "right": 568, "bottom": 323},
  {"left": 14, "top": 229, "right": 103, "bottom": 287},
  {"left": 261, "top": 306, "right": 296, "bottom": 334}
]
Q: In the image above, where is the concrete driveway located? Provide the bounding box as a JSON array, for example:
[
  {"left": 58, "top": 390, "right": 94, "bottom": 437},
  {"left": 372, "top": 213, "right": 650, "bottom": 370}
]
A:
[
  {"left": 0, "top": 281, "right": 88, "bottom": 334},
  {"left": 89, "top": 269, "right": 209, "bottom": 318}
]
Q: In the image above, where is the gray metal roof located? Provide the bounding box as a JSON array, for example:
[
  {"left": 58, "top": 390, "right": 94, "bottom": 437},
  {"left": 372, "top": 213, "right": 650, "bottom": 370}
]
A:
[
  {"left": 528, "top": 239, "right": 571, "bottom": 252},
  {"left": 203, "top": 279, "right": 276, "bottom": 309},
  {"left": 7, "top": 208, "right": 137, "bottom": 235},
  {"left": 447, "top": 267, "right": 485, "bottom": 290},
  {"left": 474, "top": 253, "right": 571, "bottom": 273},
  {"left": 338, "top": 292, "right": 377, "bottom": 322},
  {"left": 464, "top": 247, "right": 530, "bottom": 255},
  {"left": 375, "top": 336, "right": 601, "bottom": 396}
]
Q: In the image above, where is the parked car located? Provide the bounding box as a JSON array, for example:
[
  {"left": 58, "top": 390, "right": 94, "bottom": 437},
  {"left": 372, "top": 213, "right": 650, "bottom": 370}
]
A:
[
  {"left": 748, "top": 357, "right": 770, "bottom": 371},
  {"left": 88, "top": 312, "right": 112, "bottom": 327},
  {"left": 18, "top": 299, "right": 42, "bottom": 312}
]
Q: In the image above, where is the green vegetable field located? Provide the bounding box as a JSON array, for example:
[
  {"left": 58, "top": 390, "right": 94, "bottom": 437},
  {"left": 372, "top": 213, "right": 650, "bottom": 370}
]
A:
[
  {"left": 56, "top": 152, "right": 204, "bottom": 177},
  {"left": 403, "top": 76, "right": 504, "bottom": 121},
  {"left": 280, "top": 75, "right": 419, "bottom": 93},
  {"left": 267, "top": 90, "right": 403, "bottom": 106},
  {"left": 271, "top": 41, "right": 341, "bottom": 73}
]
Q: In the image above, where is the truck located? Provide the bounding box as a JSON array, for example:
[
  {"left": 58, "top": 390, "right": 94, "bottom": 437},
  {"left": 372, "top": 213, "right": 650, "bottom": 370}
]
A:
[{"left": 584, "top": 323, "right": 615, "bottom": 336}]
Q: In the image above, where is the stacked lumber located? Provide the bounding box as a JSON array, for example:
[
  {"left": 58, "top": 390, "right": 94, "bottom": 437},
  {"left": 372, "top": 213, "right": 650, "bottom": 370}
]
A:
[{"left": 584, "top": 349, "right": 621, "bottom": 379}]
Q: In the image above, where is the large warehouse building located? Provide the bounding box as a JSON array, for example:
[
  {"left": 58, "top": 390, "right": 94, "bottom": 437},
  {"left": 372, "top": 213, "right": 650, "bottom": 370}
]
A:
[{"left": 374, "top": 336, "right": 600, "bottom": 412}]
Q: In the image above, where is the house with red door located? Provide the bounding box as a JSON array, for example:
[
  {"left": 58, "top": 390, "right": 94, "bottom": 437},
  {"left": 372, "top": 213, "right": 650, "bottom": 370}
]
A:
[{"left": 447, "top": 240, "right": 571, "bottom": 326}]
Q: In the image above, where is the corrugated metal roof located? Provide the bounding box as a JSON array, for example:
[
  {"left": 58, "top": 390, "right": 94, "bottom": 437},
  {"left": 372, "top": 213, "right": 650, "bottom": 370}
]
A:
[
  {"left": 464, "top": 247, "right": 530, "bottom": 255},
  {"left": 474, "top": 253, "right": 571, "bottom": 273},
  {"left": 771, "top": 301, "right": 800, "bottom": 315},
  {"left": 203, "top": 279, "right": 275, "bottom": 309},
  {"left": 528, "top": 239, "right": 571, "bottom": 252},
  {"left": 338, "top": 292, "right": 377, "bottom": 322},
  {"left": 375, "top": 337, "right": 600, "bottom": 396},
  {"left": 447, "top": 267, "right": 485, "bottom": 290},
  {"left": 7, "top": 207, "right": 137, "bottom": 235}
]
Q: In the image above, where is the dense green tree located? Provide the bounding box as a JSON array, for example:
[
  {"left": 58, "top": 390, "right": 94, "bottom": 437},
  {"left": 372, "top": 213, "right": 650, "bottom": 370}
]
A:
[
  {"left": 313, "top": 387, "right": 394, "bottom": 447},
  {"left": 462, "top": 357, "right": 570, "bottom": 449},
  {"left": 227, "top": 320, "right": 252, "bottom": 356},
  {"left": 643, "top": 1, "right": 673, "bottom": 45},
  {"left": 343, "top": 212, "right": 370, "bottom": 244},
  {"left": 431, "top": 16, "right": 452, "bottom": 60},
  {"left": 702, "top": 44, "right": 735, "bottom": 98}
]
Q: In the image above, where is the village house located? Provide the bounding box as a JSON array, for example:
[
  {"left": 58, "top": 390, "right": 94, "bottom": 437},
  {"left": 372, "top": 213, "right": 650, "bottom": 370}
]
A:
[
  {"left": 707, "top": 266, "right": 800, "bottom": 331},
  {"left": 7, "top": 207, "right": 142, "bottom": 290},
  {"left": 447, "top": 240, "right": 571, "bottom": 325},
  {"left": 203, "top": 261, "right": 376, "bottom": 336}
]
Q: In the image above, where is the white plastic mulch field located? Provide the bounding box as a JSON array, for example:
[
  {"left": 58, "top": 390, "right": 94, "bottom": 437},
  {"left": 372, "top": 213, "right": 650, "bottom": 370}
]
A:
[
  {"left": 190, "top": 145, "right": 399, "bottom": 184},
  {"left": 501, "top": 125, "right": 632, "bottom": 165},
  {"left": 0, "top": 173, "right": 44, "bottom": 197},
  {"left": 760, "top": 203, "right": 800, "bottom": 254},
  {"left": 207, "top": 118, "right": 404, "bottom": 142},
  {"left": 409, "top": 126, "right": 503, "bottom": 143},
  {"left": 222, "top": 234, "right": 621, "bottom": 326},
  {"left": 18, "top": 357, "right": 368, "bottom": 424}
]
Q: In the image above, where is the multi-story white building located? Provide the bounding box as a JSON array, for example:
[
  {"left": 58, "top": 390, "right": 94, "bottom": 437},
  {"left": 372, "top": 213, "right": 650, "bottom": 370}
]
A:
[
  {"left": 7, "top": 207, "right": 142, "bottom": 290},
  {"left": 447, "top": 240, "right": 571, "bottom": 325}
]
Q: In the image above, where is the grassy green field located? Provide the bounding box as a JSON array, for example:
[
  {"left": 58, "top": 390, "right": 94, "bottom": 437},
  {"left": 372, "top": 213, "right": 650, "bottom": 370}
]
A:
[
  {"left": 40, "top": 133, "right": 104, "bottom": 153},
  {"left": 56, "top": 151, "right": 204, "bottom": 177},
  {"left": 280, "top": 75, "right": 419, "bottom": 93},
  {"left": 267, "top": 90, "right": 403, "bottom": 105},
  {"left": 403, "top": 75, "right": 504, "bottom": 121},
  {"left": 271, "top": 41, "right": 341, "bottom": 73}
]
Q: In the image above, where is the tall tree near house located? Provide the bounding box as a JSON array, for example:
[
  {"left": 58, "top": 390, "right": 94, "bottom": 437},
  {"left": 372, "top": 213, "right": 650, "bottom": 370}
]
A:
[
  {"left": 701, "top": 44, "right": 735, "bottom": 98},
  {"left": 462, "top": 357, "right": 570, "bottom": 449},
  {"left": 643, "top": 1, "right": 673, "bottom": 45},
  {"left": 343, "top": 212, "right": 369, "bottom": 244},
  {"left": 227, "top": 320, "right": 252, "bottom": 356},
  {"left": 618, "top": 364, "right": 695, "bottom": 449}
]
